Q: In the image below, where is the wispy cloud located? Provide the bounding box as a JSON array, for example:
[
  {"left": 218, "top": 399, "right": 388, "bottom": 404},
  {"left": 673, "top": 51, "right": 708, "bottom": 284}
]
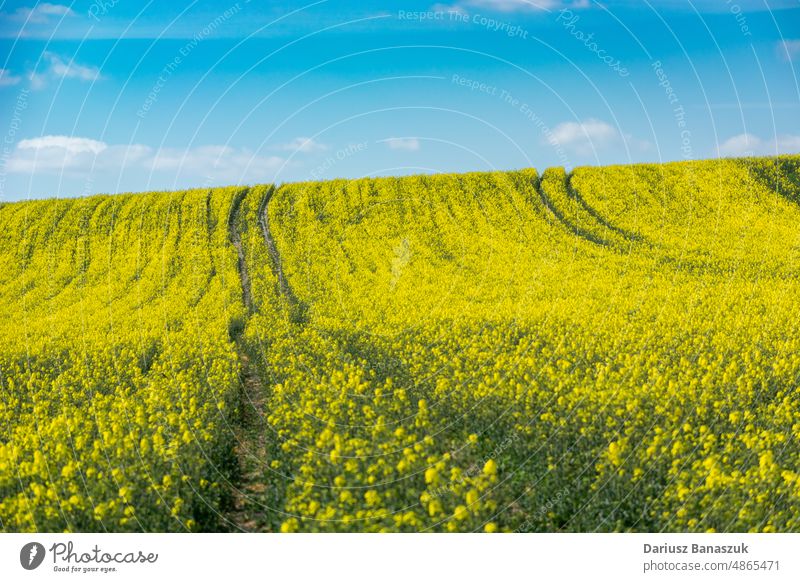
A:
[
  {"left": 7, "top": 135, "right": 286, "bottom": 182},
  {"left": 434, "top": 0, "right": 588, "bottom": 12},
  {"left": 718, "top": 133, "right": 800, "bottom": 157},
  {"left": 11, "top": 3, "right": 74, "bottom": 23},
  {"left": 43, "top": 52, "right": 100, "bottom": 81},
  {"left": 17, "top": 136, "right": 108, "bottom": 156},
  {"left": 0, "top": 3, "right": 75, "bottom": 37},
  {"left": 29, "top": 52, "right": 102, "bottom": 89},
  {"left": 609, "top": 0, "right": 798, "bottom": 11},
  {"left": 381, "top": 137, "right": 421, "bottom": 151},
  {"left": 778, "top": 40, "right": 800, "bottom": 62},
  {"left": 546, "top": 119, "right": 651, "bottom": 156},
  {"left": 148, "top": 145, "right": 284, "bottom": 179},
  {"left": 549, "top": 119, "right": 615, "bottom": 154},
  {"left": 0, "top": 68, "right": 22, "bottom": 87},
  {"left": 9, "top": 136, "right": 139, "bottom": 173},
  {"left": 278, "top": 137, "right": 328, "bottom": 153}
]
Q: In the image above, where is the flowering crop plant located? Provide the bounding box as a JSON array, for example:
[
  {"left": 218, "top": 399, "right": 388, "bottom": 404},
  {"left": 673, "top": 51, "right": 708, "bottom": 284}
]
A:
[{"left": 1, "top": 155, "right": 799, "bottom": 532}]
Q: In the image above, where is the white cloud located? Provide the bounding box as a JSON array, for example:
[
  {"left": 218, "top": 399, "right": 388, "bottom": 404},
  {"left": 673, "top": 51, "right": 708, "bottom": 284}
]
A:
[
  {"left": 278, "top": 137, "right": 328, "bottom": 153},
  {"left": 383, "top": 137, "right": 421, "bottom": 151},
  {"left": 7, "top": 135, "right": 286, "bottom": 182},
  {"left": 430, "top": 2, "right": 469, "bottom": 14},
  {"left": 11, "top": 3, "right": 74, "bottom": 23},
  {"left": 18, "top": 135, "right": 108, "bottom": 155},
  {"left": 718, "top": 133, "right": 758, "bottom": 157},
  {"left": 433, "top": 0, "right": 588, "bottom": 13},
  {"left": 0, "top": 3, "right": 75, "bottom": 39},
  {"left": 548, "top": 118, "right": 619, "bottom": 155},
  {"left": 149, "top": 145, "right": 284, "bottom": 179},
  {"left": 778, "top": 40, "right": 800, "bottom": 62},
  {"left": 718, "top": 133, "right": 800, "bottom": 157},
  {"left": 774, "top": 135, "right": 800, "bottom": 152},
  {"left": 10, "top": 136, "right": 108, "bottom": 173},
  {"left": 0, "top": 68, "right": 22, "bottom": 86},
  {"left": 45, "top": 52, "right": 100, "bottom": 81},
  {"left": 27, "top": 53, "right": 102, "bottom": 89},
  {"left": 435, "top": 0, "right": 789, "bottom": 15},
  {"left": 603, "top": 0, "right": 796, "bottom": 11}
]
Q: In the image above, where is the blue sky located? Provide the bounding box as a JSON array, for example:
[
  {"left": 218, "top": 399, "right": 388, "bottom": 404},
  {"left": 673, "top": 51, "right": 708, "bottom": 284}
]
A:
[{"left": 0, "top": 0, "right": 798, "bottom": 200}]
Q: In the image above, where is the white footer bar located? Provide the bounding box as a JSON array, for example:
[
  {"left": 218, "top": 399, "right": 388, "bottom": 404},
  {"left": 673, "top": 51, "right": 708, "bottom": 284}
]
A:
[{"left": 1, "top": 533, "right": 797, "bottom": 581}]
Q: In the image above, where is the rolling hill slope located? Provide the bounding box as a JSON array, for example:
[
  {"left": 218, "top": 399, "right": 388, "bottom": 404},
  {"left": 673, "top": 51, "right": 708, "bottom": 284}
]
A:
[{"left": 1, "top": 155, "right": 799, "bottom": 532}]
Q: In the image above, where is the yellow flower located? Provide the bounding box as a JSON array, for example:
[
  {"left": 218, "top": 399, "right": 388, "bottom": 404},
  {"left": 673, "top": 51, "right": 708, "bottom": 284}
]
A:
[
  {"left": 453, "top": 505, "right": 469, "bottom": 521},
  {"left": 424, "top": 467, "right": 439, "bottom": 485}
]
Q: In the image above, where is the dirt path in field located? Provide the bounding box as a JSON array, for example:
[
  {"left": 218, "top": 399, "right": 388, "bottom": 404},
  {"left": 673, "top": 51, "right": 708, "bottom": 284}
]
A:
[
  {"left": 227, "top": 347, "right": 275, "bottom": 531},
  {"left": 258, "top": 186, "right": 307, "bottom": 322},
  {"left": 225, "top": 189, "right": 274, "bottom": 531},
  {"left": 228, "top": 189, "right": 254, "bottom": 314}
]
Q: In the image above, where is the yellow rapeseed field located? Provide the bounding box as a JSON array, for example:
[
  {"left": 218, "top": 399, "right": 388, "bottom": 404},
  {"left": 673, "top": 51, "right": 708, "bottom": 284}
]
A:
[
  {"left": 1, "top": 156, "right": 799, "bottom": 532},
  {"left": 0, "top": 188, "right": 246, "bottom": 531}
]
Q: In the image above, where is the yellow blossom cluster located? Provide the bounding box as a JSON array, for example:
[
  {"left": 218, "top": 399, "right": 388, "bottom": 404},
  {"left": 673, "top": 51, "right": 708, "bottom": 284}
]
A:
[
  {"left": 0, "top": 188, "right": 246, "bottom": 531},
  {"left": 2, "top": 155, "right": 798, "bottom": 532},
  {"left": 247, "top": 158, "right": 800, "bottom": 531}
]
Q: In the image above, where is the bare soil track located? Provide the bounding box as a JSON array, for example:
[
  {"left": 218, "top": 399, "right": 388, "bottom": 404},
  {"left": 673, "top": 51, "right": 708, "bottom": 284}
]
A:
[{"left": 225, "top": 188, "right": 273, "bottom": 531}]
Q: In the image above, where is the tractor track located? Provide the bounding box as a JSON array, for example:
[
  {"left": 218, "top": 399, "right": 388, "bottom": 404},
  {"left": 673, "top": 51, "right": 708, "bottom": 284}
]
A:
[{"left": 226, "top": 187, "right": 274, "bottom": 531}]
